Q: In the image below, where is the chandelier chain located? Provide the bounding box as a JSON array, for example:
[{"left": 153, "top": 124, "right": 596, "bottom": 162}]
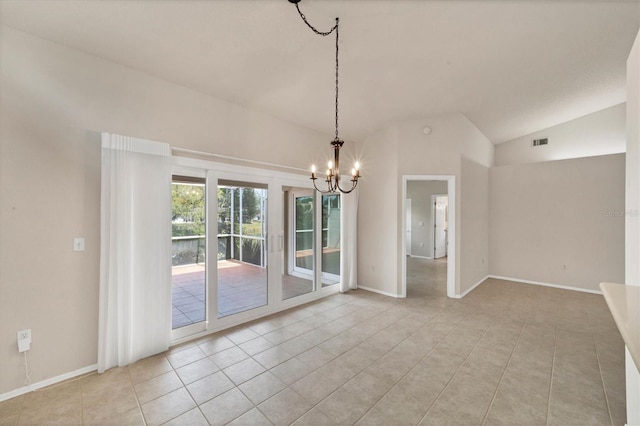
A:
[
  {"left": 294, "top": 3, "right": 340, "bottom": 141},
  {"left": 295, "top": 3, "right": 338, "bottom": 36},
  {"left": 292, "top": 1, "right": 359, "bottom": 194},
  {"left": 335, "top": 22, "right": 339, "bottom": 140}
]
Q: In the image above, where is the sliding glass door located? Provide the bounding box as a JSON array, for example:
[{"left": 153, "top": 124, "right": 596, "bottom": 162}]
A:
[
  {"left": 170, "top": 160, "right": 343, "bottom": 341},
  {"left": 217, "top": 182, "right": 268, "bottom": 318}
]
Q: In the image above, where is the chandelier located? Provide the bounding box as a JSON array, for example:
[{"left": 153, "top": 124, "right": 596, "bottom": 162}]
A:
[{"left": 289, "top": 0, "right": 360, "bottom": 194}]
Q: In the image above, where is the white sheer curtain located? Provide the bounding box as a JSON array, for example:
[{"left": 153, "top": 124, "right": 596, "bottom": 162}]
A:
[
  {"left": 340, "top": 188, "right": 358, "bottom": 292},
  {"left": 98, "top": 133, "right": 172, "bottom": 373}
]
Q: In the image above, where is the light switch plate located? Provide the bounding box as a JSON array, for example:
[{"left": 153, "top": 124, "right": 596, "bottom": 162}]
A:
[{"left": 73, "top": 237, "right": 85, "bottom": 252}]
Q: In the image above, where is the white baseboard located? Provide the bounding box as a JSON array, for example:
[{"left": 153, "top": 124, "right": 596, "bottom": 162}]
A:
[
  {"left": 0, "top": 364, "right": 97, "bottom": 402},
  {"left": 454, "top": 275, "right": 489, "bottom": 299},
  {"left": 487, "top": 275, "right": 603, "bottom": 295},
  {"left": 358, "top": 285, "right": 402, "bottom": 298},
  {"left": 407, "top": 255, "right": 432, "bottom": 260}
]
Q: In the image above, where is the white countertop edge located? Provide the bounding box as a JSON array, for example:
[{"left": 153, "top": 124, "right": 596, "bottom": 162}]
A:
[{"left": 600, "top": 282, "right": 640, "bottom": 373}]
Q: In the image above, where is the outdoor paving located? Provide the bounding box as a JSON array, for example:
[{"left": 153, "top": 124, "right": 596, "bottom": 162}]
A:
[{"left": 172, "top": 260, "right": 336, "bottom": 329}]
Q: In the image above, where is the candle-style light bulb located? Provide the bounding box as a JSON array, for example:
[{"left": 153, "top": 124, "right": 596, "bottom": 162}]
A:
[
  {"left": 354, "top": 161, "right": 360, "bottom": 170},
  {"left": 328, "top": 160, "right": 334, "bottom": 170},
  {"left": 311, "top": 164, "right": 316, "bottom": 173}
]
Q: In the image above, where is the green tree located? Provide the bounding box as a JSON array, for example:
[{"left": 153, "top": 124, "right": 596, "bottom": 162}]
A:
[
  {"left": 242, "top": 188, "right": 259, "bottom": 224},
  {"left": 171, "top": 184, "right": 205, "bottom": 236}
]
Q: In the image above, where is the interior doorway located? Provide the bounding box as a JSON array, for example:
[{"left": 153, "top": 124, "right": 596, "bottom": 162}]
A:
[{"left": 401, "top": 175, "right": 455, "bottom": 298}]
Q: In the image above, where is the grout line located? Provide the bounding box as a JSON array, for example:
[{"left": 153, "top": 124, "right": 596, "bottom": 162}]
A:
[
  {"left": 416, "top": 315, "right": 497, "bottom": 425},
  {"left": 125, "top": 365, "right": 147, "bottom": 426},
  {"left": 545, "top": 324, "right": 559, "bottom": 426},
  {"left": 480, "top": 319, "right": 527, "bottom": 426},
  {"left": 590, "top": 316, "right": 615, "bottom": 426}
]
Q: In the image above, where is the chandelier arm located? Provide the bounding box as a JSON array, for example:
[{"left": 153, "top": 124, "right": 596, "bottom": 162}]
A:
[
  {"left": 335, "top": 179, "right": 358, "bottom": 194},
  {"left": 311, "top": 177, "right": 334, "bottom": 194}
]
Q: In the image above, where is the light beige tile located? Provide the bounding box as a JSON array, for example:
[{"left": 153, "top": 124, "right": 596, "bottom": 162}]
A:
[
  {"left": 295, "top": 346, "right": 335, "bottom": 370},
  {"left": 163, "top": 407, "right": 208, "bottom": 426},
  {"left": 258, "top": 388, "right": 312, "bottom": 426},
  {"left": 355, "top": 407, "right": 395, "bottom": 426},
  {"left": 199, "top": 388, "right": 254, "bottom": 426},
  {"left": 547, "top": 392, "right": 611, "bottom": 425},
  {"left": 0, "top": 414, "right": 18, "bottom": 426},
  {"left": 198, "top": 335, "right": 235, "bottom": 356},
  {"left": 186, "top": 371, "right": 234, "bottom": 405},
  {"left": 291, "top": 407, "right": 337, "bottom": 425},
  {"left": 239, "top": 336, "right": 274, "bottom": 356},
  {"left": 209, "top": 346, "right": 249, "bottom": 369},
  {"left": 175, "top": 357, "right": 219, "bottom": 385},
  {"left": 343, "top": 372, "right": 393, "bottom": 407},
  {"left": 223, "top": 357, "right": 266, "bottom": 385},
  {"left": 134, "top": 370, "right": 183, "bottom": 404},
  {"left": 227, "top": 407, "right": 273, "bottom": 426},
  {"left": 166, "top": 345, "right": 207, "bottom": 369},
  {"left": 128, "top": 354, "right": 173, "bottom": 384},
  {"left": 484, "top": 371, "right": 548, "bottom": 425},
  {"left": 19, "top": 382, "right": 82, "bottom": 425},
  {"left": 238, "top": 371, "right": 286, "bottom": 405},
  {"left": 140, "top": 387, "right": 195, "bottom": 425},
  {"left": 277, "top": 336, "right": 316, "bottom": 356},
  {"left": 0, "top": 396, "right": 23, "bottom": 420},
  {"left": 82, "top": 383, "right": 139, "bottom": 423},
  {"left": 373, "top": 387, "right": 426, "bottom": 425},
  {"left": 291, "top": 370, "right": 341, "bottom": 405},
  {"left": 253, "top": 346, "right": 293, "bottom": 369},
  {"left": 226, "top": 327, "right": 261, "bottom": 345},
  {"left": 270, "top": 357, "right": 314, "bottom": 385},
  {"left": 81, "top": 368, "right": 131, "bottom": 397},
  {"left": 316, "top": 387, "right": 373, "bottom": 425}
]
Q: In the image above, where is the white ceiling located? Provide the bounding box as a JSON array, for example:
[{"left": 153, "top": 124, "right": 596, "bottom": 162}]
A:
[{"left": 1, "top": 0, "right": 638, "bottom": 144}]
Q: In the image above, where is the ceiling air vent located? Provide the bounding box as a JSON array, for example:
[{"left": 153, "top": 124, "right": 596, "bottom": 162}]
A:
[{"left": 532, "top": 137, "right": 548, "bottom": 147}]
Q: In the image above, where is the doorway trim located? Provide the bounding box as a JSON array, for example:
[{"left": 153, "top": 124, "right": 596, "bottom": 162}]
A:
[{"left": 401, "top": 175, "right": 456, "bottom": 298}]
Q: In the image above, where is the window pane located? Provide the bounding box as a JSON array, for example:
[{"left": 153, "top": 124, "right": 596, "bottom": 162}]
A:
[
  {"left": 171, "top": 180, "right": 206, "bottom": 329},
  {"left": 218, "top": 183, "right": 267, "bottom": 318},
  {"left": 322, "top": 194, "right": 340, "bottom": 283},
  {"left": 283, "top": 190, "right": 315, "bottom": 300}
]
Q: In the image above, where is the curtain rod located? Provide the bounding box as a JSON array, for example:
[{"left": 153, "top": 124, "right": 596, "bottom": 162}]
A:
[{"left": 171, "top": 147, "right": 309, "bottom": 173}]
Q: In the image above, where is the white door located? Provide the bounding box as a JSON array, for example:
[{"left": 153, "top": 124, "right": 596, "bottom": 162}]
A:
[
  {"left": 405, "top": 199, "right": 412, "bottom": 256},
  {"left": 434, "top": 195, "right": 448, "bottom": 259}
]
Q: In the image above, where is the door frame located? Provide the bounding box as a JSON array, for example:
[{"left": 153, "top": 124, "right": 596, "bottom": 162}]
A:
[{"left": 401, "top": 175, "right": 456, "bottom": 298}]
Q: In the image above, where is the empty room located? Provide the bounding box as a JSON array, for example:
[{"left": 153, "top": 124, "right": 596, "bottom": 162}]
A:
[{"left": 1, "top": 1, "right": 639, "bottom": 425}]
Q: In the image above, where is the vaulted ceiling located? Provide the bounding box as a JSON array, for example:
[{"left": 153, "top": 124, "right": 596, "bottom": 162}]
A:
[{"left": 1, "top": 0, "right": 638, "bottom": 143}]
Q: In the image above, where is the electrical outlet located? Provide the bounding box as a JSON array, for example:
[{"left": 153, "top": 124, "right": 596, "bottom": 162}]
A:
[
  {"left": 17, "top": 329, "right": 31, "bottom": 353},
  {"left": 17, "top": 329, "right": 31, "bottom": 341}
]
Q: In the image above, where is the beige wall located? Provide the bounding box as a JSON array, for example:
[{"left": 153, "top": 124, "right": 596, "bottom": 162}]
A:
[
  {"left": 495, "top": 103, "right": 626, "bottom": 166},
  {"left": 406, "top": 180, "right": 448, "bottom": 258},
  {"left": 355, "top": 125, "right": 399, "bottom": 296},
  {"left": 0, "top": 26, "right": 329, "bottom": 396},
  {"left": 624, "top": 29, "right": 640, "bottom": 426},
  {"left": 460, "top": 158, "right": 490, "bottom": 294},
  {"left": 356, "top": 114, "right": 492, "bottom": 297},
  {"left": 489, "top": 154, "right": 625, "bottom": 292}
]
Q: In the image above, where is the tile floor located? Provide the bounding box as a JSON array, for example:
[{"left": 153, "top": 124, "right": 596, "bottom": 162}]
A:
[{"left": 0, "top": 258, "right": 626, "bottom": 425}]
